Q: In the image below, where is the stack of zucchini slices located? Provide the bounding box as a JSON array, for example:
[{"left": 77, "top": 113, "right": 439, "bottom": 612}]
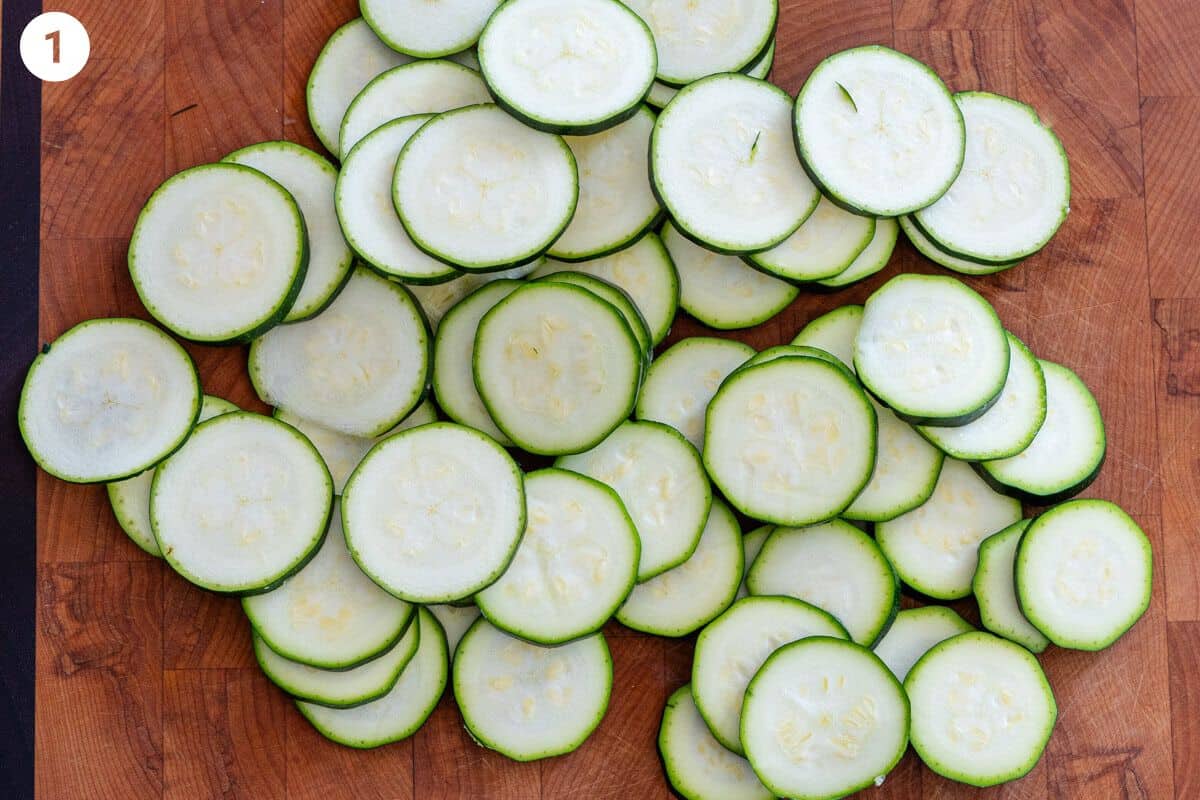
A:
[{"left": 17, "top": 0, "right": 1151, "bottom": 797}]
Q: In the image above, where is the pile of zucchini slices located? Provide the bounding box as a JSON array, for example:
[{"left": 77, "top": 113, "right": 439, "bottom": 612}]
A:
[{"left": 20, "top": 0, "right": 1150, "bottom": 796}]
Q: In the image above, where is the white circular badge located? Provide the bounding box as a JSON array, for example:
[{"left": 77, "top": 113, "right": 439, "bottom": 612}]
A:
[{"left": 20, "top": 12, "right": 90, "bottom": 82}]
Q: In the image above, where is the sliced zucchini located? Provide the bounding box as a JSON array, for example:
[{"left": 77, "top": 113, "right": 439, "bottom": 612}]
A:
[
  {"left": 249, "top": 268, "right": 430, "bottom": 438},
  {"left": 635, "top": 336, "right": 755, "bottom": 451},
  {"left": 748, "top": 196, "right": 876, "bottom": 281},
  {"left": 734, "top": 344, "right": 846, "bottom": 374},
  {"left": 815, "top": 216, "right": 899, "bottom": 289},
  {"left": 736, "top": 525, "right": 774, "bottom": 601},
  {"left": 906, "top": 632, "right": 1055, "bottom": 787},
  {"left": 616, "top": 499, "right": 742, "bottom": 636},
  {"left": 448, "top": 48, "right": 480, "bottom": 70},
  {"left": 107, "top": 395, "right": 238, "bottom": 556},
  {"left": 704, "top": 357, "right": 876, "bottom": 526},
  {"left": 360, "top": 0, "right": 500, "bottom": 59},
  {"left": 794, "top": 45, "right": 965, "bottom": 216},
  {"left": 843, "top": 399, "right": 944, "bottom": 522},
  {"left": 428, "top": 603, "right": 482, "bottom": 658},
  {"left": 474, "top": 282, "right": 641, "bottom": 455},
  {"left": 979, "top": 360, "right": 1105, "bottom": 503},
  {"left": 550, "top": 107, "right": 661, "bottom": 260},
  {"left": 854, "top": 273, "right": 1009, "bottom": 426},
  {"left": 661, "top": 221, "right": 799, "bottom": 330},
  {"left": 535, "top": 233, "right": 679, "bottom": 345},
  {"left": 871, "top": 606, "right": 973, "bottom": 682},
  {"left": 692, "top": 595, "right": 849, "bottom": 754},
  {"left": 536, "top": 272, "right": 652, "bottom": 359},
  {"left": 790, "top": 304, "right": 863, "bottom": 371},
  {"left": 477, "top": 0, "right": 657, "bottom": 134},
  {"left": 306, "top": 17, "right": 412, "bottom": 156},
  {"left": 557, "top": 420, "right": 712, "bottom": 581},
  {"left": 747, "top": 521, "right": 899, "bottom": 647},
  {"left": 393, "top": 104, "right": 578, "bottom": 271},
  {"left": 1016, "top": 500, "right": 1151, "bottom": 651},
  {"left": 275, "top": 399, "right": 437, "bottom": 495},
  {"left": 453, "top": 619, "right": 612, "bottom": 761},
  {"left": 19, "top": 318, "right": 199, "bottom": 485},
  {"left": 336, "top": 115, "right": 459, "bottom": 284},
  {"left": 151, "top": 412, "right": 333, "bottom": 594},
  {"left": 652, "top": 75, "right": 818, "bottom": 253},
  {"left": 342, "top": 422, "right": 525, "bottom": 603},
  {"left": 899, "top": 214, "right": 1020, "bottom": 276},
  {"left": 918, "top": 333, "right": 1046, "bottom": 461},
  {"left": 243, "top": 502, "right": 414, "bottom": 669},
  {"left": 223, "top": 141, "right": 354, "bottom": 322},
  {"left": 742, "top": 637, "right": 909, "bottom": 800},
  {"left": 432, "top": 279, "right": 521, "bottom": 445},
  {"left": 253, "top": 614, "right": 418, "bottom": 709},
  {"left": 298, "top": 607, "right": 447, "bottom": 748},
  {"left": 622, "top": 0, "right": 777, "bottom": 86},
  {"left": 646, "top": 40, "right": 775, "bottom": 109},
  {"left": 973, "top": 520, "right": 1050, "bottom": 653},
  {"left": 406, "top": 265, "right": 539, "bottom": 331},
  {"left": 129, "top": 163, "right": 307, "bottom": 343},
  {"left": 875, "top": 458, "right": 1021, "bottom": 600},
  {"left": 912, "top": 92, "right": 1070, "bottom": 264},
  {"left": 338, "top": 60, "right": 490, "bottom": 159},
  {"left": 475, "top": 469, "right": 640, "bottom": 644},
  {"left": 659, "top": 685, "right": 773, "bottom": 800}
]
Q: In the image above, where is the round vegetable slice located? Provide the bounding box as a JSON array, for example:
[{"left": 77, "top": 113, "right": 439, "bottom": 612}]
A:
[
  {"left": 844, "top": 398, "right": 944, "bottom": 522},
  {"left": 1016, "top": 499, "right": 1151, "bottom": 650},
  {"left": 394, "top": 104, "right": 578, "bottom": 271},
  {"left": 453, "top": 619, "right": 612, "bottom": 761},
  {"left": 899, "top": 214, "right": 1021, "bottom": 276},
  {"left": 475, "top": 469, "right": 640, "bottom": 644},
  {"left": 536, "top": 271, "right": 653, "bottom": 359},
  {"left": 646, "top": 40, "right": 775, "bottom": 109},
  {"left": 871, "top": 606, "right": 973, "bottom": 683},
  {"left": 428, "top": 604, "right": 482, "bottom": 658},
  {"left": 906, "top": 632, "right": 1055, "bottom": 787},
  {"left": 974, "top": 520, "right": 1050, "bottom": 653},
  {"left": 406, "top": 264, "right": 540, "bottom": 331},
  {"left": 151, "top": 412, "right": 333, "bottom": 594},
  {"left": 815, "top": 217, "right": 899, "bottom": 289},
  {"left": 742, "top": 637, "right": 909, "bottom": 800},
  {"left": 748, "top": 195, "right": 876, "bottom": 281},
  {"left": 249, "top": 268, "right": 430, "bottom": 438},
  {"left": 360, "top": 0, "right": 500, "bottom": 58},
  {"left": 129, "top": 163, "right": 308, "bottom": 343},
  {"left": 342, "top": 423, "right": 525, "bottom": 603},
  {"left": 659, "top": 685, "right": 773, "bottom": 800},
  {"left": 790, "top": 304, "right": 863, "bottom": 371},
  {"left": 736, "top": 525, "right": 774, "bottom": 601}
]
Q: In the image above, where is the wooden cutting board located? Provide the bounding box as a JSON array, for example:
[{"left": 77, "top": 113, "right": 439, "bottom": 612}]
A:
[{"left": 33, "top": 0, "right": 1199, "bottom": 797}]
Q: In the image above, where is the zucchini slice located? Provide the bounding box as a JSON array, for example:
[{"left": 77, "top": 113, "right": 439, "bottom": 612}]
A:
[
  {"left": 453, "top": 619, "right": 612, "bottom": 761},
  {"left": 855, "top": 273, "right": 1009, "bottom": 426},
  {"left": 652, "top": 75, "right": 819, "bottom": 253},
  {"left": 899, "top": 214, "right": 1021, "bottom": 276},
  {"left": 253, "top": 613, "right": 419, "bottom": 709},
  {"left": 646, "top": 40, "right": 775, "bottom": 109},
  {"left": 692, "top": 595, "right": 849, "bottom": 754},
  {"left": 20, "top": 318, "right": 201, "bottom": 485},
  {"left": 1016, "top": 500, "right": 1151, "bottom": 650},
  {"left": 360, "top": 0, "right": 501, "bottom": 59},
  {"left": 342, "top": 422, "right": 525, "bottom": 603},
  {"left": 815, "top": 217, "right": 899, "bottom": 289},
  {"left": 748, "top": 195, "right": 876, "bottom": 282},
  {"left": 747, "top": 521, "right": 899, "bottom": 647},
  {"left": 616, "top": 499, "right": 742, "bottom": 637},
  {"left": 478, "top": 0, "right": 657, "bottom": 135},
  {"left": 736, "top": 524, "right": 774, "bottom": 601},
  {"left": 659, "top": 685, "right": 774, "bottom": 800},
  {"left": 974, "top": 520, "right": 1050, "bottom": 653},
  {"left": 661, "top": 221, "right": 799, "bottom": 330},
  {"left": 108, "top": 395, "right": 238, "bottom": 556},
  {"left": 406, "top": 263, "right": 540, "bottom": 330},
  {"left": 794, "top": 45, "right": 965, "bottom": 216},
  {"left": 394, "top": 104, "right": 578, "bottom": 271},
  {"left": 742, "top": 637, "right": 909, "bottom": 800},
  {"left": 536, "top": 271, "right": 653, "bottom": 359},
  {"left": 475, "top": 469, "right": 640, "bottom": 644},
  {"left": 338, "top": 60, "right": 490, "bottom": 159},
  {"left": 912, "top": 92, "right": 1070, "bottom": 264},
  {"left": 249, "top": 268, "right": 430, "bottom": 438},
  {"left": 474, "top": 282, "right": 641, "bottom": 455},
  {"left": 906, "top": 632, "right": 1055, "bottom": 787},
  {"left": 336, "top": 115, "right": 459, "bottom": 284},
  {"left": 151, "top": 412, "right": 333, "bottom": 594},
  {"left": 550, "top": 106, "right": 661, "bottom": 260},
  {"left": 704, "top": 357, "right": 877, "bottom": 526},
  {"left": 223, "top": 142, "right": 355, "bottom": 322},
  {"left": 875, "top": 458, "right": 1021, "bottom": 600},
  {"left": 243, "top": 502, "right": 414, "bottom": 669},
  {"left": 557, "top": 420, "right": 712, "bottom": 581},
  {"left": 129, "top": 163, "right": 308, "bottom": 343},
  {"left": 844, "top": 398, "right": 944, "bottom": 522},
  {"left": 790, "top": 304, "right": 863, "bottom": 371},
  {"left": 298, "top": 607, "right": 447, "bottom": 748},
  {"left": 978, "top": 360, "right": 1105, "bottom": 502},
  {"left": 428, "top": 603, "right": 482, "bottom": 658},
  {"left": 871, "top": 606, "right": 973, "bottom": 682}
]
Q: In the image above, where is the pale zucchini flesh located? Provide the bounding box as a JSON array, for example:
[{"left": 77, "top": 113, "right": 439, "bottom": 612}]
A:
[
  {"left": 899, "top": 214, "right": 1020, "bottom": 276},
  {"left": 659, "top": 685, "right": 773, "bottom": 800},
  {"left": 843, "top": 398, "right": 944, "bottom": 523},
  {"left": 736, "top": 524, "right": 774, "bottom": 601},
  {"left": 360, "top": 0, "right": 501, "bottom": 58},
  {"left": 871, "top": 606, "right": 973, "bottom": 683},
  {"left": 748, "top": 195, "right": 876, "bottom": 281},
  {"left": 974, "top": 520, "right": 1050, "bottom": 653},
  {"left": 815, "top": 216, "right": 899, "bottom": 289},
  {"left": 428, "top": 603, "right": 482, "bottom": 658},
  {"left": 646, "top": 40, "right": 775, "bottom": 109},
  {"left": 536, "top": 271, "right": 653, "bottom": 358},
  {"left": 790, "top": 304, "right": 863, "bottom": 372}
]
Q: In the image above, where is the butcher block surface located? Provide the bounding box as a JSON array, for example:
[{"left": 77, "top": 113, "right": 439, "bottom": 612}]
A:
[{"left": 33, "top": 0, "right": 1200, "bottom": 797}]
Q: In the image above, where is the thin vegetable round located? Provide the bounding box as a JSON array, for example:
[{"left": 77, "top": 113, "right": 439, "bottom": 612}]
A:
[
  {"left": 843, "top": 397, "right": 944, "bottom": 523},
  {"left": 899, "top": 214, "right": 1021, "bottom": 276},
  {"left": 659, "top": 685, "right": 774, "bottom": 800},
  {"left": 872, "top": 606, "right": 973, "bottom": 683},
  {"left": 974, "top": 520, "right": 1051, "bottom": 653},
  {"left": 791, "top": 304, "right": 863, "bottom": 370},
  {"left": 815, "top": 217, "right": 899, "bottom": 289},
  {"left": 748, "top": 195, "right": 877, "bottom": 282},
  {"left": 360, "top": 0, "right": 501, "bottom": 59},
  {"left": 536, "top": 271, "right": 653, "bottom": 359}
]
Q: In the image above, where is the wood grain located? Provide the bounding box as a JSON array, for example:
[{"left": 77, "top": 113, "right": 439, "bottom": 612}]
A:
[{"left": 33, "top": 0, "right": 1198, "bottom": 797}]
